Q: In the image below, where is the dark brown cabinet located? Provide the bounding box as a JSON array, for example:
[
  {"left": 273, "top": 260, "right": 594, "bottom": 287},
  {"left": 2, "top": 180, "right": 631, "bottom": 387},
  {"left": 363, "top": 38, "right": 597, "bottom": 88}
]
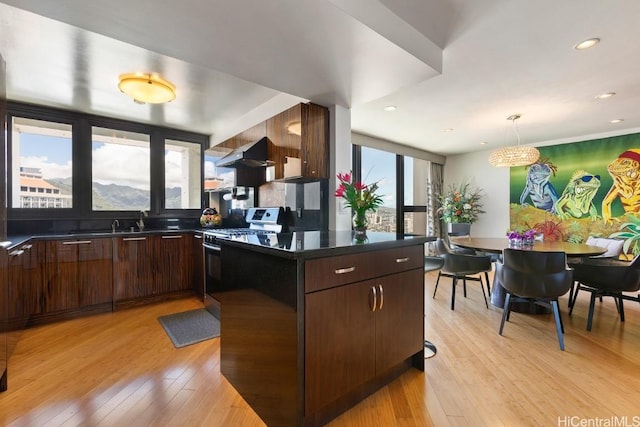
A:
[
  {"left": 7, "top": 242, "right": 40, "bottom": 330},
  {"left": 191, "top": 234, "right": 204, "bottom": 299},
  {"left": 41, "top": 238, "right": 112, "bottom": 315},
  {"left": 267, "top": 103, "right": 329, "bottom": 180},
  {"left": 304, "top": 245, "right": 424, "bottom": 418},
  {"left": 113, "top": 235, "right": 154, "bottom": 301},
  {"left": 114, "top": 233, "right": 193, "bottom": 304}
]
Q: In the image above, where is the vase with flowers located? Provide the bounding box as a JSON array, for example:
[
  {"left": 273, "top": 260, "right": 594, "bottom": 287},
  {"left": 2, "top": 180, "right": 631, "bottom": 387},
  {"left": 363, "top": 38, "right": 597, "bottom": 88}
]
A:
[
  {"left": 507, "top": 229, "right": 536, "bottom": 248},
  {"left": 335, "top": 171, "right": 383, "bottom": 239},
  {"left": 437, "top": 181, "right": 484, "bottom": 234}
]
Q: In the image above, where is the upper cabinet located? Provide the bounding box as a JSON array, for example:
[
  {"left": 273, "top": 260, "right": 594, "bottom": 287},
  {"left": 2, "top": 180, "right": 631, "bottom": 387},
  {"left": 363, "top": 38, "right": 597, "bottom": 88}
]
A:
[
  {"left": 267, "top": 103, "right": 329, "bottom": 180},
  {"left": 213, "top": 103, "right": 329, "bottom": 182}
]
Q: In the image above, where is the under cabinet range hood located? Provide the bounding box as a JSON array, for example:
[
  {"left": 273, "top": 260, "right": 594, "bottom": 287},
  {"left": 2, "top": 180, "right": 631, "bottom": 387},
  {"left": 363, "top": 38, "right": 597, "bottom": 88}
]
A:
[{"left": 215, "top": 137, "right": 273, "bottom": 168}]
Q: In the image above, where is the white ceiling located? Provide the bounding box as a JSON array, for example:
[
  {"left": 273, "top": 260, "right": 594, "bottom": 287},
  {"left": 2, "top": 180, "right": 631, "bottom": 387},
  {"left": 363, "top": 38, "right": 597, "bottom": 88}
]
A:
[{"left": 1, "top": 0, "right": 639, "bottom": 156}]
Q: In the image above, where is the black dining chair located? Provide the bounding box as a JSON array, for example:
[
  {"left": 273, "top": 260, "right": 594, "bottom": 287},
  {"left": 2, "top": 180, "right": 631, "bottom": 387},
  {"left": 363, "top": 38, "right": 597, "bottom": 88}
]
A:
[
  {"left": 433, "top": 239, "right": 492, "bottom": 310},
  {"left": 569, "top": 255, "right": 640, "bottom": 331},
  {"left": 496, "top": 249, "right": 573, "bottom": 350}
]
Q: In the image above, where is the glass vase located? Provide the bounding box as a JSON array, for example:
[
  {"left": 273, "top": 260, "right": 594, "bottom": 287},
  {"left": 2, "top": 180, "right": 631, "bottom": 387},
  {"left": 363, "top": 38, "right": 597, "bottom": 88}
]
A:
[{"left": 353, "top": 210, "right": 368, "bottom": 238}]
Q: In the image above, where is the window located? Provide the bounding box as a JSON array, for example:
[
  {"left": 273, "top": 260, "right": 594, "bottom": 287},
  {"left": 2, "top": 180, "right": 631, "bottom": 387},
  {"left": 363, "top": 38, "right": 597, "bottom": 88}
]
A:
[
  {"left": 10, "top": 117, "right": 73, "bottom": 208},
  {"left": 91, "top": 126, "right": 150, "bottom": 211},
  {"left": 403, "top": 156, "right": 428, "bottom": 235},
  {"left": 361, "top": 146, "right": 396, "bottom": 232},
  {"left": 165, "top": 139, "right": 202, "bottom": 209}
]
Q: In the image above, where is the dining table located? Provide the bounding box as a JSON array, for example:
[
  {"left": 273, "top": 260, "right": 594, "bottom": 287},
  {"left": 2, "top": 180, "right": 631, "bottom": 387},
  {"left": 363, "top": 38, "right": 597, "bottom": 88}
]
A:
[{"left": 449, "top": 236, "right": 607, "bottom": 312}]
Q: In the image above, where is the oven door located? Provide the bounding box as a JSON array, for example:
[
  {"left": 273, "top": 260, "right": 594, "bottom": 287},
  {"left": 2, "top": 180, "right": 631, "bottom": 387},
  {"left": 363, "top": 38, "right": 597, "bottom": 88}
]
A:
[{"left": 203, "top": 242, "right": 222, "bottom": 319}]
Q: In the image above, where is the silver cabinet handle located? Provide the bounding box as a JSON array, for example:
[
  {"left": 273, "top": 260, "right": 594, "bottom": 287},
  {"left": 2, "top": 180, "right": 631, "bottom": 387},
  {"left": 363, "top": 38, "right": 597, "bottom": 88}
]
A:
[
  {"left": 162, "top": 235, "right": 183, "bottom": 239},
  {"left": 22, "top": 244, "right": 32, "bottom": 250},
  {"left": 335, "top": 266, "right": 355, "bottom": 274},
  {"left": 194, "top": 235, "right": 202, "bottom": 239},
  {"left": 63, "top": 240, "right": 92, "bottom": 245},
  {"left": 9, "top": 249, "right": 24, "bottom": 257},
  {"left": 378, "top": 285, "right": 384, "bottom": 310},
  {"left": 396, "top": 257, "right": 409, "bottom": 263},
  {"left": 123, "top": 237, "right": 147, "bottom": 241},
  {"left": 371, "top": 286, "right": 377, "bottom": 312}
]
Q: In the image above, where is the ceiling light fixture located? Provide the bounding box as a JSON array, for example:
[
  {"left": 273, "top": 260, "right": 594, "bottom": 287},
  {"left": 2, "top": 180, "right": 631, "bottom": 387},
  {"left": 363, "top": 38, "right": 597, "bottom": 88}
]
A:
[
  {"left": 609, "top": 118, "right": 624, "bottom": 124},
  {"left": 118, "top": 72, "right": 176, "bottom": 104},
  {"left": 595, "top": 92, "right": 616, "bottom": 100},
  {"left": 574, "top": 38, "right": 600, "bottom": 50},
  {"left": 488, "top": 114, "right": 540, "bottom": 168},
  {"left": 383, "top": 105, "right": 398, "bottom": 112},
  {"left": 443, "top": 128, "right": 453, "bottom": 133}
]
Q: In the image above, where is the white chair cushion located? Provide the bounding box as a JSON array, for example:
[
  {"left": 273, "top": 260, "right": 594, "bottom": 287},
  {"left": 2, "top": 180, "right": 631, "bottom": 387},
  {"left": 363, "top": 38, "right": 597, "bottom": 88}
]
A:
[{"left": 586, "top": 236, "right": 624, "bottom": 258}]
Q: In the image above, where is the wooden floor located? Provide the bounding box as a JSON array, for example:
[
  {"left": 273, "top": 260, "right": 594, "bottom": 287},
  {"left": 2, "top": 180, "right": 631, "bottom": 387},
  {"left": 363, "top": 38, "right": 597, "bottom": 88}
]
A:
[{"left": 1, "top": 270, "right": 640, "bottom": 426}]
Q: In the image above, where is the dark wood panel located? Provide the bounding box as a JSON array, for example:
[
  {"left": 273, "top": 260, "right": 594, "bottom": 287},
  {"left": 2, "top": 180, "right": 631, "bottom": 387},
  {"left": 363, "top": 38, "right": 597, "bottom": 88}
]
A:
[
  {"left": 216, "top": 121, "right": 266, "bottom": 150},
  {"left": 267, "top": 104, "right": 302, "bottom": 179},
  {"left": 304, "top": 279, "right": 376, "bottom": 415},
  {"left": 371, "top": 245, "right": 424, "bottom": 278},
  {"left": 153, "top": 234, "right": 189, "bottom": 294},
  {"left": 113, "top": 236, "right": 154, "bottom": 301},
  {"left": 190, "top": 234, "right": 204, "bottom": 298},
  {"left": 305, "top": 252, "right": 377, "bottom": 293},
  {"left": 374, "top": 269, "right": 424, "bottom": 373},
  {"left": 301, "top": 103, "right": 329, "bottom": 179},
  {"left": 77, "top": 238, "right": 112, "bottom": 306}
]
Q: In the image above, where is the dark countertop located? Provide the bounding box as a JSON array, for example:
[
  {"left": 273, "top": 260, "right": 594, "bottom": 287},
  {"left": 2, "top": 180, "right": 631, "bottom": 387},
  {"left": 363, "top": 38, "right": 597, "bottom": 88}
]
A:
[
  {"left": 217, "top": 230, "right": 434, "bottom": 259},
  {"left": 5, "top": 228, "right": 206, "bottom": 250}
]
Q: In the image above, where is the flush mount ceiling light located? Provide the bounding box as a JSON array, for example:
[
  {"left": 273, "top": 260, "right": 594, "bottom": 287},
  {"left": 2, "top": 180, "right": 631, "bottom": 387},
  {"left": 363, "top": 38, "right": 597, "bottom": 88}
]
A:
[
  {"left": 443, "top": 128, "right": 453, "bottom": 133},
  {"left": 609, "top": 118, "right": 624, "bottom": 124},
  {"left": 118, "top": 72, "right": 176, "bottom": 104},
  {"left": 383, "top": 105, "right": 398, "bottom": 112},
  {"left": 488, "top": 114, "right": 540, "bottom": 168},
  {"left": 574, "top": 37, "right": 600, "bottom": 50}
]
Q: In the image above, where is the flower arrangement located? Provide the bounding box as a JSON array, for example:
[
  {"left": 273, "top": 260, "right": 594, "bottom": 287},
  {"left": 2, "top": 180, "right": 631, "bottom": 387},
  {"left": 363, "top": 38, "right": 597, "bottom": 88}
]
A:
[
  {"left": 437, "top": 181, "right": 484, "bottom": 224},
  {"left": 335, "top": 171, "right": 384, "bottom": 230},
  {"left": 507, "top": 229, "right": 536, "bottom": 241}
]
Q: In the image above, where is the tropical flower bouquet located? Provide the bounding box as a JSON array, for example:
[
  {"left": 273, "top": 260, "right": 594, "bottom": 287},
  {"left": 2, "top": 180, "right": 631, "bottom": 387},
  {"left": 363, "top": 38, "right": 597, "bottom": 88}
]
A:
[
  {"left": 335, "top": 171, "right": 383, "bottom": 234},
  {"left": 438, "top": 181, "right": 484, "bottom": 224},
  {"left": 507, "top": 229, "right": 536, "bottom": 247}
]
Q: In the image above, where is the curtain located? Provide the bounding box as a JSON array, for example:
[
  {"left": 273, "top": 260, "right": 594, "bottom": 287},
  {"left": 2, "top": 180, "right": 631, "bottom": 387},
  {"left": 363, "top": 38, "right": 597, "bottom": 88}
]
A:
[{"left": 426, "top": 162, "right": 443, "bottom": 255}]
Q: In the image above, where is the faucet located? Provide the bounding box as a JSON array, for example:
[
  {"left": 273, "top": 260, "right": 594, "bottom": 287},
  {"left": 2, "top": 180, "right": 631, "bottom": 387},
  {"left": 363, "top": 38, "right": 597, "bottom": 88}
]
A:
[
  {"left": 111, "top": 219, "right": 119, "bottom": 233},
  {"left": 136, "top": 210, "right": 147, "bottom": 231}
]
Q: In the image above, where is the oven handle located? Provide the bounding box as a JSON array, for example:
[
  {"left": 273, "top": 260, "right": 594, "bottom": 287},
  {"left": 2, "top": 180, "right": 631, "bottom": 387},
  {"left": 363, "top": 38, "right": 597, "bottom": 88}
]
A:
[{"left": 203, "top": 243, "right": 221, "bottom": 252}]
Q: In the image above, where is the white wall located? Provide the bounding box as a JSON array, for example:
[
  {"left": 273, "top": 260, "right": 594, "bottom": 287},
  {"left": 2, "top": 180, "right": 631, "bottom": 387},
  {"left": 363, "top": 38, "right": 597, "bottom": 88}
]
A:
[{"left": 444, "top": 127, "right": 640, "bottom": 238}]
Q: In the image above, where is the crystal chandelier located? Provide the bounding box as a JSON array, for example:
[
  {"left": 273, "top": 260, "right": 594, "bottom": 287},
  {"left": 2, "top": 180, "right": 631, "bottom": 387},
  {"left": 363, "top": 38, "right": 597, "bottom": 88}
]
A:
[{"left": 488, "top": 114, "right": 540, "bottom": 167}]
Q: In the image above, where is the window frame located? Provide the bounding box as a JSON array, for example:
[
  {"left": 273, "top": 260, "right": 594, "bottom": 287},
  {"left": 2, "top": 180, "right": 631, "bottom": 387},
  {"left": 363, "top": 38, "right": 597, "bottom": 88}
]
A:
[{"left": 7, "top": 101, "right": 208, "bottom": 221}]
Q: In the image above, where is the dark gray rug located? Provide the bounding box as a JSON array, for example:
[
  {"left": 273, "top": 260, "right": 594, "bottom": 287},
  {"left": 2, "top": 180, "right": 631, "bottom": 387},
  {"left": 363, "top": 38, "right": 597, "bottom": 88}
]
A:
[{"left": 158, "top": 308, "right": 220, "bottom": 348}]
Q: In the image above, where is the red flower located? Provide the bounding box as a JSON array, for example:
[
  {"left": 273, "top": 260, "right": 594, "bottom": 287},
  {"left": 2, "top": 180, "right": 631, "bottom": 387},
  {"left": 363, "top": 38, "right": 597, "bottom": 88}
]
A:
[
  {"left": 334, "top": 184, "right": 346, "bottom": 198},
  {"left": 354, "top": 182, "right": 367, "bottom": 191}
]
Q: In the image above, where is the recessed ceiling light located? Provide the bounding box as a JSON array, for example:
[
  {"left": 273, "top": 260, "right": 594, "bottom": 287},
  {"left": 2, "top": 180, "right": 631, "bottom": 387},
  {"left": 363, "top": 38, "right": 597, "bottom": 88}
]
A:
[
  {"left": 609, "top": 119, "right": 624, "bottom": 124},
  {"left": 574, "top": 38, "right": 600, "bottom": 50},
  {"left": 480, "top": 141, "right": 488, "bottom": 145},
  {"left": 443, "top": 128, "right": 453, "bottom": 133},
  {"left": 595, "top": 92, "right": 616, "bottom": 100},
  {"left": 383, "top": 105, "right": 397, "bottom": 112}
]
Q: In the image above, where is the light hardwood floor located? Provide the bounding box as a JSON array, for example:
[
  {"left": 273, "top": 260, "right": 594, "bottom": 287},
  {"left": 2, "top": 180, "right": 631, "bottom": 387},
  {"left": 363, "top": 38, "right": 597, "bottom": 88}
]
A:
[{"left": 1, "top": 270, "right": 639, "bottom": 426}]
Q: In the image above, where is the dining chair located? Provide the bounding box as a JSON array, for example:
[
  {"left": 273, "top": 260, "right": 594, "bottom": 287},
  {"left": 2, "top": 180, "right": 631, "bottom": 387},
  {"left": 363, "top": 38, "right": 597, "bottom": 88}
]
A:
[
  {"left": 567, "top": 236, "right": 624, "bottom": 306},
  {"left": 433, "top": 239, "right": 491, "bottom": 310},
  {"left": 569, "top": 255, "right": 640, "bottom": 331},
  {"left": 496, "top": 249, "right": 573, "bottom": 350}
]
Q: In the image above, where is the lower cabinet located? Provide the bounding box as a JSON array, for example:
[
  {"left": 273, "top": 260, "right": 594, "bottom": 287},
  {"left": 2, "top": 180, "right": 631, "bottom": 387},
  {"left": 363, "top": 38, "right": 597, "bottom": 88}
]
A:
[
  {"left": 114, "top": 233, "right": 195, "bottom": 303},
  {"left": 304, "top": 268, "right": 423, "bottom": 415},
  {"left": 41, "top": 238, "right": 113, "bottom": 314}
]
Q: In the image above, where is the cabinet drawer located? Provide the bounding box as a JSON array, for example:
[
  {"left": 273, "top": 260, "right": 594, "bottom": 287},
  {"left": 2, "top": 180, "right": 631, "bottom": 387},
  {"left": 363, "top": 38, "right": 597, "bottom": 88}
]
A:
[
  {"left": 305, "top": 245, "right": 424, "bottom": 293},
  {"left": 371, "top": 245, "right": 423, "bottom": 278}
]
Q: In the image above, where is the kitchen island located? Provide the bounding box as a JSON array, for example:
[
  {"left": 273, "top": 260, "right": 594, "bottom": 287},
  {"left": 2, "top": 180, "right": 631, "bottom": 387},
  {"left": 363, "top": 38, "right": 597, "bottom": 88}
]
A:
[{"left": 215, "top": 231, "right": 431, "bottom": 426}]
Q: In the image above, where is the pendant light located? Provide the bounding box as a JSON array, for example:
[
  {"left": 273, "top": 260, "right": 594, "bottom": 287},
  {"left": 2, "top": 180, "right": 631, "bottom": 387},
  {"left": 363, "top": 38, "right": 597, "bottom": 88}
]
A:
[{"left": 488, "top": 114, "right": 540, "bottom": 167}]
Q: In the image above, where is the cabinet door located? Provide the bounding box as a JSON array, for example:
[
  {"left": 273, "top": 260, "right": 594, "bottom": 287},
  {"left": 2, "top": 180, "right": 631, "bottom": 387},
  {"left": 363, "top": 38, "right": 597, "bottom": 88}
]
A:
[
  {"left": 374, "top": 269, "right": 424, "bottom": 373},
  {"left": 43, "top": 240, "right": 82, "bottom": 312},
  {"left": 77, "top": 238, "right": 112, "bottom": 306},
  {"left": 113, "top": 236, "right": 153, "bottom": 300},
  {"left": 153, "top": 234, "right": 188, "bottom": 294},
  {"left": 304, "top": 279, "right": 376, "bottom": 415},
  {"left": 267, "top": 104, "right": 302, "bottom": 180},
  {"left": 300, "top": 103, "right": 329, "bottom": 179},
  {"left": 7, "top": 245, "right": 34, "bottom": 328}
]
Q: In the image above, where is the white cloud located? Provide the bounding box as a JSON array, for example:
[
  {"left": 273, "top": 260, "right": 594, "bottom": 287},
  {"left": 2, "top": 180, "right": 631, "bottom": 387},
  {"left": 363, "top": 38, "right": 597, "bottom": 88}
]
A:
[
  {"left": 21, "top": 155, "right": 72, "bottom": 179},
  {"left": 92, "top": 143, "right": 150, "bottom": 190}
]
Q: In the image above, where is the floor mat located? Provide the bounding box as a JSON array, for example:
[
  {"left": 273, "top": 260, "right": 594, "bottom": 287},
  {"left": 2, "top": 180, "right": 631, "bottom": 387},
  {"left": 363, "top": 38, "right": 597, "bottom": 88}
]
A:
[{"left": 157, "top": 308, "right": 220, "bottom": 348}]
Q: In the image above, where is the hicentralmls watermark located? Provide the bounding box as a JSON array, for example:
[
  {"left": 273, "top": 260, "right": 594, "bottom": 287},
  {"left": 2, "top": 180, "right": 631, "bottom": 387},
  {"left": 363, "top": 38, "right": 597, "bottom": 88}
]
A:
[{"left": 558, "top": 416, "right": 640, "bottom": 427}]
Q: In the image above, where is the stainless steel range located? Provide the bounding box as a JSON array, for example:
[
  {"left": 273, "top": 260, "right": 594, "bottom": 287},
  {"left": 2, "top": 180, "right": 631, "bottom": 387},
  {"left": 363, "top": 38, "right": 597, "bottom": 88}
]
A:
[{"left": 203, "top": 207, "right": 284, "bottom": 318}]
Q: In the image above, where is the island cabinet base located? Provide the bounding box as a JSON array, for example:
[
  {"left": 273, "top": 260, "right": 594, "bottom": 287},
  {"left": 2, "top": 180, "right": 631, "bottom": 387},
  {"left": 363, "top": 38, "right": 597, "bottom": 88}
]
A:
[{"left": 218, "top": 238, "right": 426, "bottom": 427}]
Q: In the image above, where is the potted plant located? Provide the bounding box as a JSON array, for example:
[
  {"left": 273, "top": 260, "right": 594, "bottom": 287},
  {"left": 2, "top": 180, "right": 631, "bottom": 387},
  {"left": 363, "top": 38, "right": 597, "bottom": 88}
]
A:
[
  {"left": 335, "top": 171, "right": 383, "bottom": 238},
  {"left": 437, "top": 180, "right": 484, "bottom": 235}
]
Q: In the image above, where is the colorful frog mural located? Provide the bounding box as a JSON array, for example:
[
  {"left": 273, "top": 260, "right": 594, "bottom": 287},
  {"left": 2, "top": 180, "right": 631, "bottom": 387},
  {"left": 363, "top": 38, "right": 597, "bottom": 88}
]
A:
[
  {"left": 602, "top": 149, "right": 640, "bottom": 222},
  {"left": 519, "top": 157, "right": 559, "bottom": 212},
  {"left": 554, "top": 169, "right": 601, "bottom": 220}
]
